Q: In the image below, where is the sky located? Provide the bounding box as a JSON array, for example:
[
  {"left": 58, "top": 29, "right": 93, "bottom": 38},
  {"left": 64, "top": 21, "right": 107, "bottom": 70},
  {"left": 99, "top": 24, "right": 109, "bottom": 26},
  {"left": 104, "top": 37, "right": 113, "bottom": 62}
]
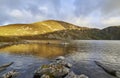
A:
[{"left": 0, "top": 0, "right": 120, "bottom": 28}]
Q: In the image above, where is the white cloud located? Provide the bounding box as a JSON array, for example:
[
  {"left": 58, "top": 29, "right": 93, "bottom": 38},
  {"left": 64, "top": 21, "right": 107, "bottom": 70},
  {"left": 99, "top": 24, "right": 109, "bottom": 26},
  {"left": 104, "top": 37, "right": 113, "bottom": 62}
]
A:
[
  {"left": 38, "top": 6, "right": 49, "bottom": 14},
  {"left": 8, "top": 9, "right": 34, "bottom": 23},
  {"left": 1, "top": 0, "right": 120, "bottom": 28},
  {"left": 70, "top": 17, "right": 91, "bottom": 27},
  {"left": 63, "top": 13, "right": 96, "bottom": 28},
  {"left": 6, "top": 9, "right": 48, "bottom": 24},
  {"left": 102, "top": 17, "right": 120, "bottom": 26},
  {"left": 10, "top": 9, "right": 23, "bottom": 18}
]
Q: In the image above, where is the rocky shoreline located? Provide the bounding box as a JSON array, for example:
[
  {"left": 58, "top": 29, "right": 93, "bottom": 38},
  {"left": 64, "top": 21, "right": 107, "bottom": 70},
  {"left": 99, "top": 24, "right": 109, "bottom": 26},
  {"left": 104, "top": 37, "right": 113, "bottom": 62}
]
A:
[{"left": 0, "top": 56, "right": 88, "bottom": 78}]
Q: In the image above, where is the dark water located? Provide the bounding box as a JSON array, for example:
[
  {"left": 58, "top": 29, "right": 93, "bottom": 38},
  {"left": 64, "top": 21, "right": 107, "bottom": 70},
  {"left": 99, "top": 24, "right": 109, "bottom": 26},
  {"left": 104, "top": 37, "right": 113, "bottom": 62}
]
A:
[{"left": 0, "top": 40, "right": 120, "bottom": 78}]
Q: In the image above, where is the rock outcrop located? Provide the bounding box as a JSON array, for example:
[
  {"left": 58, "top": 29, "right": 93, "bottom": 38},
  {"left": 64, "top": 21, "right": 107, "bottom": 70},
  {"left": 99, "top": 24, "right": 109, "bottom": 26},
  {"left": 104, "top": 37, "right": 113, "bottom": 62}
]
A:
[{"left": 34, "top": 56, "right": 88, "bottom": 78}]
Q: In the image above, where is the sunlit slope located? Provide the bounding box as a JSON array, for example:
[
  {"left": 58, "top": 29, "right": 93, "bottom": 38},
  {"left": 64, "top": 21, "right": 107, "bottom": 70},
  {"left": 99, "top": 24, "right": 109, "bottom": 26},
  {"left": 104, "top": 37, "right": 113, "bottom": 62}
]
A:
[
  {"left": 0, "top": 20, "right": 68, "bottom": 36},
  {"left": 1, "top": 20, "right": 119, "bottom": 41}
]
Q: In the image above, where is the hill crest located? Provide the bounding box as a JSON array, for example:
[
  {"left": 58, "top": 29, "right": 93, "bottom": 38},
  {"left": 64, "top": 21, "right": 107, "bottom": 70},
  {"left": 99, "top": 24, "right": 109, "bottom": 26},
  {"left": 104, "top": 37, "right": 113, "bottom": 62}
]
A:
[{"left": 0, "top": 20, "right": 89, "bottom": 36}]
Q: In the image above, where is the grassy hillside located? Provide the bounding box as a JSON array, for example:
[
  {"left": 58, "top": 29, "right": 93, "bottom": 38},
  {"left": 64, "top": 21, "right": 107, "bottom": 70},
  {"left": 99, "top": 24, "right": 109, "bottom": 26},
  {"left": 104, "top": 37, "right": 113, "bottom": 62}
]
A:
[
  {"left": 0, "top": 20, "right": 65, "bottom": 36},
  {"left": 0, "top": 20, "right": 120, "bottom": 42}
]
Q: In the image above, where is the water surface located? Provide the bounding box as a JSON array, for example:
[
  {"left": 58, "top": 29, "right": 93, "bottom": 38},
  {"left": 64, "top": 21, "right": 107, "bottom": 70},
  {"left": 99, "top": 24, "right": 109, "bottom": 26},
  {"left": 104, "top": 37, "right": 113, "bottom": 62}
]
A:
[{"left": 0, "top": 40, "right": 119, "bottom": 78}]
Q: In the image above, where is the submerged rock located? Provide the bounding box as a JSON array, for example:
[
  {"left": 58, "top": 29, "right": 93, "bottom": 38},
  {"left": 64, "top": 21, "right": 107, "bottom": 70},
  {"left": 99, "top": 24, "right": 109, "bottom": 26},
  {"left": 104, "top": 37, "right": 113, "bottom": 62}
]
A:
[
  {"left": 0, "top": 62, "right": 14, "bottom": 72},
  {"left": 94, "top": 61, "right": 120, "bottom": 78},
  {"left": 34, "top": 56, "right": 88, "bottom": 78},
  {"left": 0, "top": 62, "right": 14, "bottom": 68}
]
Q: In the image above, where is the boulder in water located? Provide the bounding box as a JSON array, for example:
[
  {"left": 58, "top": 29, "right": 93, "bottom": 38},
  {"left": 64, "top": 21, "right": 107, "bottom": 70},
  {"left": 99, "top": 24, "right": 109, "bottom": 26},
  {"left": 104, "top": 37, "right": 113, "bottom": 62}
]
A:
[{"left": 34, "top": 56, "right": 88, "bottom": 78}]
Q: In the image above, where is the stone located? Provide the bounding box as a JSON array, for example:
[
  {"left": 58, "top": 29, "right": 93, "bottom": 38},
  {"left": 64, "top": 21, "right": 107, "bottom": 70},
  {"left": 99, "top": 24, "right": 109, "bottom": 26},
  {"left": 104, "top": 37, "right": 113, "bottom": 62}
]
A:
[
  {"left": 52, "top": 56, "right": 72, "bottom": 69},
  {"left": 79, "top": 74, "right": 89, "bottom": 78},
  {"left": 2, "top": 70, "right": 19, "bottom": 78},
  {"left": 64, "top": 71, "right": 77, "bottom": 78},
  {"left": 64, "top": 71, "right": 88, "bottom": 78},
  {"left": 34, "top": 63, "right": 70, "bottom": 78},
  {"left": 55, "top": 56, "right": 65, "bottom": 60},
  {"left": 41, "top": 74, "right": 51, "bottom": 78}
]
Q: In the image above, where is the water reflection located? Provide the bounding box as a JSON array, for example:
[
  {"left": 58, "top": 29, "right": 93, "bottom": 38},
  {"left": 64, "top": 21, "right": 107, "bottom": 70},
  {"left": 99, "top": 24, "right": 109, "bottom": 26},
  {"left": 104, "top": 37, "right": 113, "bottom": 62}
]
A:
[
  {"left": 0, "top": 43, "right": 77, "bottom": 58},
  {"left": 0, "top": 40, "right": 120, "bottom": 78}
]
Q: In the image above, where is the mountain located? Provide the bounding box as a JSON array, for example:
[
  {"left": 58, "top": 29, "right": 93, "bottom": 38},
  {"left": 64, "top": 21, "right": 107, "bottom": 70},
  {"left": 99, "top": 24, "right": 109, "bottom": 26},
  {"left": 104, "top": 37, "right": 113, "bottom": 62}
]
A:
[
  {"left": 0, "top": 20, "right": 120, "bottom": 42},
  {"left": 102, "top": 26, "right": 120, "bottom": 40}
]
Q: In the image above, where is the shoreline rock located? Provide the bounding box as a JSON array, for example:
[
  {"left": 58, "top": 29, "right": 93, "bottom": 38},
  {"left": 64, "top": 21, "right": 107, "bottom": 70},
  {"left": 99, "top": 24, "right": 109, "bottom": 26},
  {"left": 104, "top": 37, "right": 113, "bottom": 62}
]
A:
[
  {"left": 1, "top": 70, "right": 19, "bottom": 78},
  {"left": 34, "top": 56, "right": 88, "bottom": 78}
]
